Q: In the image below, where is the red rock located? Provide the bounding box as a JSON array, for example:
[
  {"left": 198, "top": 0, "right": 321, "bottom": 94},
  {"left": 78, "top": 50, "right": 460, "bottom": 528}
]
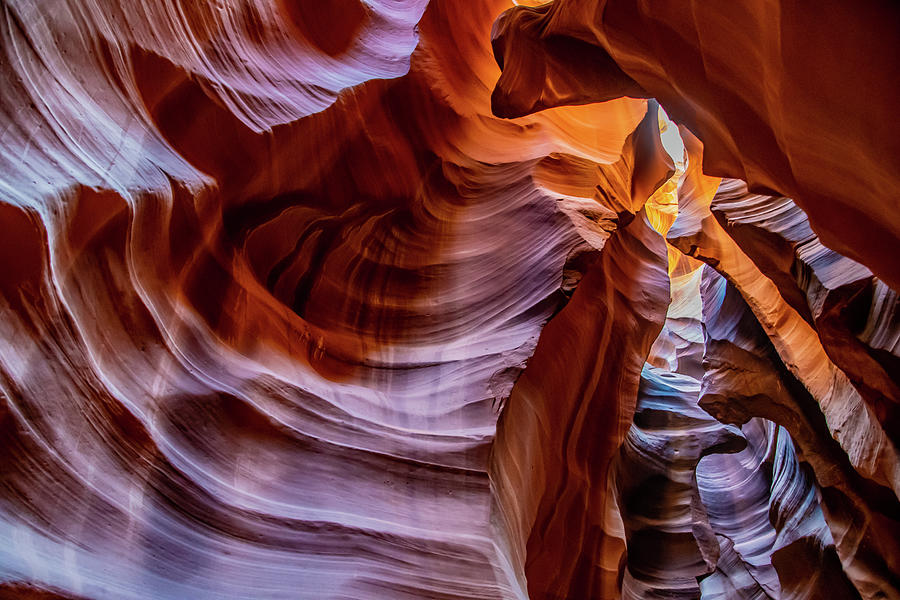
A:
[{"left": 0, "top": 0, "right": 898, "bottom": 598}]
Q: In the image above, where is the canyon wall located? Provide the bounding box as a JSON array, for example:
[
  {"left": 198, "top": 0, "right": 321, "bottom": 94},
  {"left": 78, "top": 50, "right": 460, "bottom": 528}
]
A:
[{"left": 0, "top": 0, "right": 898, "bottom": 598}]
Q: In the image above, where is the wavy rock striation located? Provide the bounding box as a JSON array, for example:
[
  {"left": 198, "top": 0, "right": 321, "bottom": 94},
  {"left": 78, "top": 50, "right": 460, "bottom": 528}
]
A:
[
  {"left": 1, "top": 0, "right": 899, "bottom": 599},
  {"left": 613, "top": 364, "right": 745, "bottom": 599},
  {"left": 492, "top": 212, "right": 670, "bottom": 599},
  {"left": 490, "top": 0, "right": 900, "bottom": 291},
  {"left": 708, "top": 181, "right": 900, "bottom": 444},
  {"left": 0, "top": 0, "right": 651, "bottom": 598}
]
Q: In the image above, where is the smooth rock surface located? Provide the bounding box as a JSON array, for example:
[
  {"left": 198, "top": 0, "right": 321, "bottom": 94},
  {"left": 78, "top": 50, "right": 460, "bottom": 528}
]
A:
[{"left": 1, "top": 1, "right": 899, "bottom": 599}]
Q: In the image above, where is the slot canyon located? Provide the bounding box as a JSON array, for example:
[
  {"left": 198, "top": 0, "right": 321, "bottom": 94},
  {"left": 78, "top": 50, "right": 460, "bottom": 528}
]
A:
[{"left": 0, "top": 0, "right": 898, "bottom": 598}]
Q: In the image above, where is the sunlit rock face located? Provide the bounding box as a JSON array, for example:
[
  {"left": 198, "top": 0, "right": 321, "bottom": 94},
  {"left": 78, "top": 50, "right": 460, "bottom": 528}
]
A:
[
  {"left": 0, "top": 1, "right": 898, "bottom": 599},
  {"left": 491, "top": 0, "right": 900, "bottom": 291}
]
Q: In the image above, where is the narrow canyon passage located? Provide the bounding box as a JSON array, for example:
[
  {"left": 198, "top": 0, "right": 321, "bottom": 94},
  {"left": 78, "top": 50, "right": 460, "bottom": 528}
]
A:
[{"left": 0, "top": 1, "right": 898, "bottom": 599}]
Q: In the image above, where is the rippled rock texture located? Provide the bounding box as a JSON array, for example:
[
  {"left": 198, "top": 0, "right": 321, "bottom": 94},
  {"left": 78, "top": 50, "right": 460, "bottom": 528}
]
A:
[{"left": 1, "top": 0, "right": 898, "bottom": 599}]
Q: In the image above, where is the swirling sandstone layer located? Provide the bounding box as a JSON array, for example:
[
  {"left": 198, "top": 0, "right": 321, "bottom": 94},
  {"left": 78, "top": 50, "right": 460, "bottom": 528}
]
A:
[
  {"left": 1, "top": 0, "right": 899, "bottom": 599},
  {"left": 491, "top": 0, "right": 900, "bottom": 291}
]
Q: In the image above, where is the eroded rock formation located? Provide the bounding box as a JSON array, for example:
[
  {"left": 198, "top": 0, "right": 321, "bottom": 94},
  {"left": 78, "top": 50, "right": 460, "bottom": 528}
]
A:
[
  {"left": 490, "top": 0, "right": 900, "bottom": 290},
  {"left": 0, "top": 0, "right": 898, "bottom": 599}
]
